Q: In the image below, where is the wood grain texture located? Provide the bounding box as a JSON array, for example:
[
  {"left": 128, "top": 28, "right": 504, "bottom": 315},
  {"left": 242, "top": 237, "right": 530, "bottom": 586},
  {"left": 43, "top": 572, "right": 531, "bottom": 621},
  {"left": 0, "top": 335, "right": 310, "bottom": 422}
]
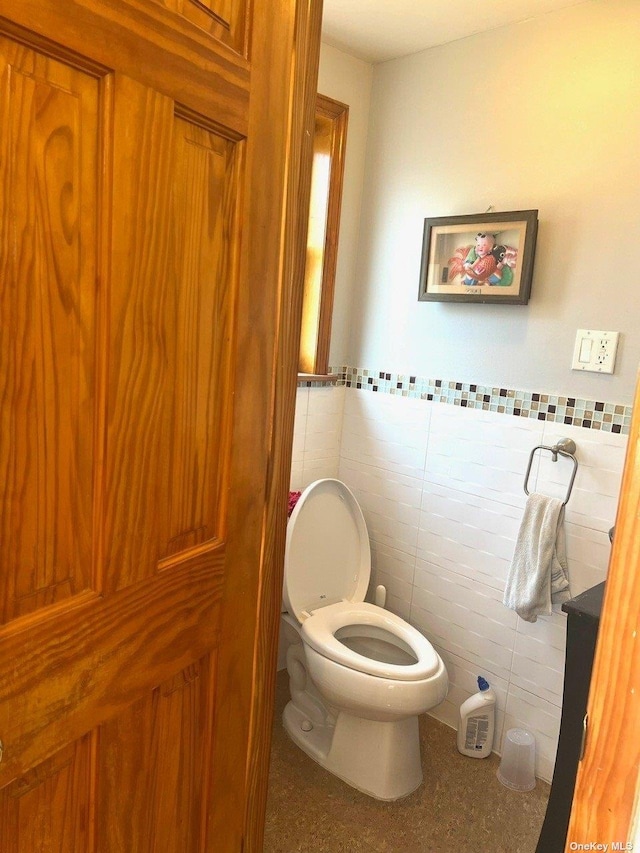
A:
[
  {"left": 0, "top": 0, "right": 320, "bottom": 849},
  {"left": 103, "top": 76, "right": 176, "bottom": 587},
  {"left": 242, "top": 1, "right": 324, "bottom": 850},
  {"left": 163, "top": 117, "right": 237, "bottom": 560},
  {"left": 104, "top": 75, "right": 238, "bottom": 585},
  {"left": 97, "top": 657, "right": 214, "bottom": 852},
  {"left": 162, "top": 0, "right": 248, "bottom": 54},
  {"left": 0, "top": 735, "right": 94, "bottom": 852},
  {"left": 204, "top": 1, "right": 323, "bottom": 850},
  {"left": 0, "top": 1, "right": 250, "bottom": 138},
  {"left": 0, "top": 548, "right": 224, "bottom": 790},
  {"left": 0, "top": 38, "right": 98, "bottom": 623},
  {"left": 566, "top": 376, "right": 640, "bottom": 849}
]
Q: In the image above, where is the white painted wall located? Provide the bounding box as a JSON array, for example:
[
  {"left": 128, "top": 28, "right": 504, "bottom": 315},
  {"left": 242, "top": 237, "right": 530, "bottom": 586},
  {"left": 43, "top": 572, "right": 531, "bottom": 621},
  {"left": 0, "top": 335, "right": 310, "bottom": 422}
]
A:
[
  {"left": 350, "top": 0, "right": 640, "bottom": 404},
  {"left": 317, "top": 43, "right": 373, "bottom": 367}
]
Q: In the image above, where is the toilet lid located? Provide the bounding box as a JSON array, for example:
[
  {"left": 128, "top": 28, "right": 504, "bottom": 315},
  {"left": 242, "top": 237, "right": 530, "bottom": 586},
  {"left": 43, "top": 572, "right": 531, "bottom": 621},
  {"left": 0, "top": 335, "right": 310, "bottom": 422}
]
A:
[{"left": 284, "top": 479, "right": 370, "bottom": 623}]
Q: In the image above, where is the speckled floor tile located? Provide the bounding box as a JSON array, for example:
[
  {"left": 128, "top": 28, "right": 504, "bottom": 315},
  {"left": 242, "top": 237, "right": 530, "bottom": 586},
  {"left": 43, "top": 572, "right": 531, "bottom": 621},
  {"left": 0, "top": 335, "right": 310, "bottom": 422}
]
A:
[{"left": 264, "top": 671, "right": 549, "bottom": 853}]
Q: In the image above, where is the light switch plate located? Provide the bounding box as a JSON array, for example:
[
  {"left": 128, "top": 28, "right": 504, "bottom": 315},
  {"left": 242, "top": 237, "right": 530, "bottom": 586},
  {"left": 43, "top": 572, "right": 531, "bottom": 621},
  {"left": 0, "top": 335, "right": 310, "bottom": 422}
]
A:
[{"left": 571, "top": 329, "right": 619, "bottom": 374}]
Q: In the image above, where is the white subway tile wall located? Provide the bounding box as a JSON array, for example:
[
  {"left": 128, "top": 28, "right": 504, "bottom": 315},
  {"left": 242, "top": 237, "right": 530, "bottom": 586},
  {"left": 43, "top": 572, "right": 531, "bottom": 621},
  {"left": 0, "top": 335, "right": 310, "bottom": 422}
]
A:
[
  {"left": 290, "top": 385, "right": 346, "bottom": 490},
  {"left": 289, "top": 383, "right": 628, "bottom": 783}
]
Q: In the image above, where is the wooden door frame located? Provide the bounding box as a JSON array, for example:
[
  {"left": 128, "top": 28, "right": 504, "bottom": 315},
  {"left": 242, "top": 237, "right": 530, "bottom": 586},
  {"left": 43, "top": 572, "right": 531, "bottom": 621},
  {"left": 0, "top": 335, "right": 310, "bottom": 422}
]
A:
[
  {"left": 235, "top": 3, "right": 640, "bottom": 840},
  {"left": 567, "top": 372, "right": 640, "bottom": 848},
  {"left": 242, "top": 2, "right": 323, "bottom": 850},
  {"left": 238, "top": 5, "right": 640, "bottom": 846}
]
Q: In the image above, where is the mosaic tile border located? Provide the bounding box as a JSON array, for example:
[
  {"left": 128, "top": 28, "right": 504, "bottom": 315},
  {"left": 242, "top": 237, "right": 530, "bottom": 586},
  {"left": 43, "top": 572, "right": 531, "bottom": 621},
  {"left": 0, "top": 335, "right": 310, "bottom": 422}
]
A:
[
  {"left": 297, "top": 376, "right": 339, "bottom": 388},
  {"left": 333, "top": 365, "right": 632, "bottom": 435}
]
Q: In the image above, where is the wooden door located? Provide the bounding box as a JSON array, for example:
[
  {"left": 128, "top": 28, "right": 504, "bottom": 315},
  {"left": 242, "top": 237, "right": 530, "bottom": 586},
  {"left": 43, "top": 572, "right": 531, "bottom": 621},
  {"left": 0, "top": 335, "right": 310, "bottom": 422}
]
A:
[
  {"left": 0, "top": 1, "right": 321, "bottom": 850},
  {"left": 566, "top": 376, "right": 640, "bottom": 848}
]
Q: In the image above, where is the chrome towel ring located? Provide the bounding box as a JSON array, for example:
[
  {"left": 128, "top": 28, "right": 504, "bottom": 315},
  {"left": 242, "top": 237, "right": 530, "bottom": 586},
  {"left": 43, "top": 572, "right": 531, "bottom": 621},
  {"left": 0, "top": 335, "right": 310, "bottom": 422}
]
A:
[{"left": 523, "top": 438, "right": 578, "bottom": 506}]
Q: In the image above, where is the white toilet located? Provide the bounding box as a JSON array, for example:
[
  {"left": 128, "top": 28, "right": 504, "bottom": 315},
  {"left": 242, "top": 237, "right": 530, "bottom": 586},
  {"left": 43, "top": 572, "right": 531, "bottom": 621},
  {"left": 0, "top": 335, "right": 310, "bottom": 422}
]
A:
[{"left": 281, "top": 478, "right": 448, "bottom": 801}]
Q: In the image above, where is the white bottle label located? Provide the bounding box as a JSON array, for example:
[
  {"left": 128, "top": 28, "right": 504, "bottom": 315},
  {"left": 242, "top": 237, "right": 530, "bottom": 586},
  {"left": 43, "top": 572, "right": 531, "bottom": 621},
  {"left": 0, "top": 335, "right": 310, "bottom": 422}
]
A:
[{"left": 465, "top": 714, "right": 489, "bottom": 751}]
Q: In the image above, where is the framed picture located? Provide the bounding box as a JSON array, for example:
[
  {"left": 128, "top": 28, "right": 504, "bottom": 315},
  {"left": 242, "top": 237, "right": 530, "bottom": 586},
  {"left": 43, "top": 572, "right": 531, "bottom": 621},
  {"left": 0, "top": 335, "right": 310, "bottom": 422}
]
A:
[{"left": 418, "top": 210, "right": 538, "bottom": 304}]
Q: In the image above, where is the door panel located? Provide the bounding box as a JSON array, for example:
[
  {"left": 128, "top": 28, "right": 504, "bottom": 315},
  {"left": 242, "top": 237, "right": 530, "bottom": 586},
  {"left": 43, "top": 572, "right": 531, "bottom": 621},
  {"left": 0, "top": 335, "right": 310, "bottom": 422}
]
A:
[
  {"left": 104, "top": 74, "right": 238, "bottom": 585},
  {"left": 162, "top": 115, "right": 237, "bottom": 560},
  {"left": 159, "top": 0, "right": 247, "bottom": 52},
  {"left": 97, "top": 658, "right": 214, "bottom": 852},
  {"left": 0, "top": 736, "right": 93, "bottom": 852},
  {"left": 0, "top": 0, "right": 320, "bottom": 849},
  {"left": 0, "top": 37, "right": 99, "bottom": 624},
  {"left": 0, "top": 2, "right": 251, "bottom": 137},
  {"left": 0, "top": 550, "right": 223, "bottom": 786}
]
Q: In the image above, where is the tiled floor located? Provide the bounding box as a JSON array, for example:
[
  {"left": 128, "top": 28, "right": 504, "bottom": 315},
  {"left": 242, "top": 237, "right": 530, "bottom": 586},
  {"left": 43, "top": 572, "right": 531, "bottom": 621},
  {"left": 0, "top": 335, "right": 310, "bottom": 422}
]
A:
[{"left": 264, "top": 670, "right": 550, "bottom": 853}]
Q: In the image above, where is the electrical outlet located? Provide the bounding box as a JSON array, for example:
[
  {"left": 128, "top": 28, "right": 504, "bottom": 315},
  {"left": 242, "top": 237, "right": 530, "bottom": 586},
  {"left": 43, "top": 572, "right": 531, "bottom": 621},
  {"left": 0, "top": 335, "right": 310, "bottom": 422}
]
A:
[{"left": 571, "top": 330, "right": 620, "bottom": 374}]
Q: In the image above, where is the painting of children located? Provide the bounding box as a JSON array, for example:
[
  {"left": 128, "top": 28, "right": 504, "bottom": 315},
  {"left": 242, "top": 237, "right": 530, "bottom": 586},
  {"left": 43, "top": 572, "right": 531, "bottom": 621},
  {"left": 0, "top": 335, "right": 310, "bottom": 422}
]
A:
[
  {"left": 418, "top": 210, "right": 538, "bottom": 304},
  {"left": 449, "top": 233, "right": 516, "bottom": 288}
]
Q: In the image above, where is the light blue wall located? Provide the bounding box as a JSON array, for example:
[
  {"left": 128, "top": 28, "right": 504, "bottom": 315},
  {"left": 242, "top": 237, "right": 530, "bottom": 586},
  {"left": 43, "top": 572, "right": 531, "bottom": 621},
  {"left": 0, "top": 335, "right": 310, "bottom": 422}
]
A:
[{"left": 328, "top": 0, "right": 640, "bottom": 404}]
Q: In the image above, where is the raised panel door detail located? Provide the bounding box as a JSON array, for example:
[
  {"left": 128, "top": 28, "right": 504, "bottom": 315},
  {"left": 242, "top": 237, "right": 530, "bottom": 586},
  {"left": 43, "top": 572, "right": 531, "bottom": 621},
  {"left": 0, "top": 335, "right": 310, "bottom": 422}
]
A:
[
  {"left": 151, "top": 0, "right": 248, "bottom": 55},
  {"left": 162, "top": 116, "right": 238, "bottom": 561},
  {"left": 97, "top": 657, "right": 213, "bottom": 851},
  {"left": 0, "top": 39, "right": 100, "bottom": 624},
  {"left": 0, "top": 547, "right": 224, "bottom": 794},
  {"left": 0, "top": 736, "right": 93, "bottom": 852},
  {"left": 104, "top": 77, "right": 239, "bottom": 588}
]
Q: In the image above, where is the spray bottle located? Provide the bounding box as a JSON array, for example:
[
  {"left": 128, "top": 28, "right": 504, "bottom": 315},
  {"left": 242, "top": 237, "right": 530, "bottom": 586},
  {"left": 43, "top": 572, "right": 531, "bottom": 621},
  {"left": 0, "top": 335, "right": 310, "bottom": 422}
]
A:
[{"left": 456, "top": 676, "right": 496, "bottom": 759}]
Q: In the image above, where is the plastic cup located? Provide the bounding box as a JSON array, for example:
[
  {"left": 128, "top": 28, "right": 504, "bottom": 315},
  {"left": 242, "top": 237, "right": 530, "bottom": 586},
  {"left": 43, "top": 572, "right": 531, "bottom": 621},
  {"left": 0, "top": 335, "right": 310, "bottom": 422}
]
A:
[{"left": 497, "top": 728, "right": 536, "bottom": 791}]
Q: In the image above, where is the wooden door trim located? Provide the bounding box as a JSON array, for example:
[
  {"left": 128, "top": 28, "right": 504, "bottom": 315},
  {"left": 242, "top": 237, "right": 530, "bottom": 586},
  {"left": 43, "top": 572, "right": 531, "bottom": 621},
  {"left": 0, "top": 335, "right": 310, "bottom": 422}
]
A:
[
  {"left": 200, "top": 1, "right": 323, "bottom": 849},
  {"left": 242, "top": 1, "right": 324, "bottom": 850},
  {"left": 311, "top": 93, "right": 348, "bottom": 376},
  {"left": 0, "top": 3, "right": 251, "bottom": 137},
  {"left": 567, "top": 373, "right": 640, "bottom": 848}
]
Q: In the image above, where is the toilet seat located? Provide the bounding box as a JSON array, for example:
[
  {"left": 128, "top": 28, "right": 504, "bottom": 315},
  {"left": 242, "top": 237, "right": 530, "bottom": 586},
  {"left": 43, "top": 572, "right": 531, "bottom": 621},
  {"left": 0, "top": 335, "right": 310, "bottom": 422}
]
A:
[
  {"left": 285, "top": 478, "right": 442, "bottom": 684},
  {"left": 302, "top": 600, "right": 441, "bottom": 682}
]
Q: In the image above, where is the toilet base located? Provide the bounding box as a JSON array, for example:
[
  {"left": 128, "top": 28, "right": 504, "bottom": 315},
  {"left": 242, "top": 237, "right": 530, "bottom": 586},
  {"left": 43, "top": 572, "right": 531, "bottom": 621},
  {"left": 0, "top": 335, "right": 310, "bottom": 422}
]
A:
[{"left": 283, "top": 700, "right": 423, "bottom": 801}]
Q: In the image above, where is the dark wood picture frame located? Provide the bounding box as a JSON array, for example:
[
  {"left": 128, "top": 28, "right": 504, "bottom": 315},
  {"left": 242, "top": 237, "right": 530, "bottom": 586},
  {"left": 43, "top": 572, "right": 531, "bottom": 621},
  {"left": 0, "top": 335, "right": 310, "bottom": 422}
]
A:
[{"left": 418, "top": 210, "right": 538, "bottom": 304}]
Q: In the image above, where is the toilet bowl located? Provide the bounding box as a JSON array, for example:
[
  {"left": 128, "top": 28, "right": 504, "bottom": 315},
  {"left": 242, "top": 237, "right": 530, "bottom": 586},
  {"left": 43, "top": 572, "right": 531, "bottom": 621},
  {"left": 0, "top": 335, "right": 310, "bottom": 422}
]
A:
[{"left": 281, "top": 478, "right": 448, "bottom": 801}]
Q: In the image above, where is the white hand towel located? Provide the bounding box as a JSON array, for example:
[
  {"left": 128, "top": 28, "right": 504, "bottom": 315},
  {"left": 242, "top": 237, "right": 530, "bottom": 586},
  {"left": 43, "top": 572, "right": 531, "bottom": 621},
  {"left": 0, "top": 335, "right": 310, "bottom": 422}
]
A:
[{"left": 504, "top": 493, "right": 571, "bottom": 623}]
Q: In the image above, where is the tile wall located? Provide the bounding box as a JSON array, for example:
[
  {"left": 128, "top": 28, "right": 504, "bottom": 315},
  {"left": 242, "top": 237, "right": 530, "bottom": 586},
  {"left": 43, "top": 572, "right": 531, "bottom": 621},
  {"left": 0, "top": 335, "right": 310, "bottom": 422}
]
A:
[{"left": 288, "top": 377, "right": 628, "bottom": 782}]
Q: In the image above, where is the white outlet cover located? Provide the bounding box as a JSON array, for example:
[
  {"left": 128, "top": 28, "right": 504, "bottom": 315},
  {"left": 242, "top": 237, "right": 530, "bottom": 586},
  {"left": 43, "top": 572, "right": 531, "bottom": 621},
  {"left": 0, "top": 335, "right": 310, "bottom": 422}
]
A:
[{"left": 571, "top": 329, "right": 619, "bottom": 374}]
